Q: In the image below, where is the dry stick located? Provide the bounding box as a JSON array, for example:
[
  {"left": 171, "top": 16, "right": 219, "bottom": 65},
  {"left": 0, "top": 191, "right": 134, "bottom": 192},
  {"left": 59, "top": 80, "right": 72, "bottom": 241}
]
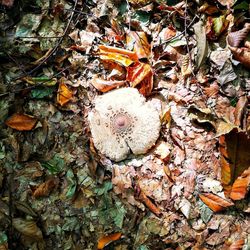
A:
[{"left": 12, "top": 0, "right": 78, "bottom": 81}]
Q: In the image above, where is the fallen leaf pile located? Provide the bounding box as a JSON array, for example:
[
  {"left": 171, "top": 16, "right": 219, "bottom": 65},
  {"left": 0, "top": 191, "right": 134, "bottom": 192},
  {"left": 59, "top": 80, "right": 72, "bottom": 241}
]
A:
[{"left": 0, "top": 0, "right": 250, "bottom": 249}]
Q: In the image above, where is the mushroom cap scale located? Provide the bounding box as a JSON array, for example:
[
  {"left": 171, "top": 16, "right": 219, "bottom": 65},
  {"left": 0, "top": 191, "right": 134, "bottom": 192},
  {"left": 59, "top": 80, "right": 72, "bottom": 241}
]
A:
[{"left": 88, "top": 88, "right": 160, "bottom": 161}]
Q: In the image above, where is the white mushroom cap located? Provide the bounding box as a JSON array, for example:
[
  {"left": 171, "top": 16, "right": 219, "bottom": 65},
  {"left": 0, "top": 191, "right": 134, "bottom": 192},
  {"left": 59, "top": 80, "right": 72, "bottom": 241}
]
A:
[{"left": 88, "top": 88, "right": 160, "bottom": 162}]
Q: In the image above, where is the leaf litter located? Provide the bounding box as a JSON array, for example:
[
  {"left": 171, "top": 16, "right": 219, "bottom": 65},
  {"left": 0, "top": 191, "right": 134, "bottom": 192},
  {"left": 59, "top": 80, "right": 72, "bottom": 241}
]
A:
[{"left": 0, "top": 0, "right": 250, "bottom": 249}]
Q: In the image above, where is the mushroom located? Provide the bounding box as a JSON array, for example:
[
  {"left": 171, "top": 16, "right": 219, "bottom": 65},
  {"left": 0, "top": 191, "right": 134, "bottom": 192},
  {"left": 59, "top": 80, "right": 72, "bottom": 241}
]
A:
[{"left": 88, "top": 88, "right": 161, "bottom": 162}]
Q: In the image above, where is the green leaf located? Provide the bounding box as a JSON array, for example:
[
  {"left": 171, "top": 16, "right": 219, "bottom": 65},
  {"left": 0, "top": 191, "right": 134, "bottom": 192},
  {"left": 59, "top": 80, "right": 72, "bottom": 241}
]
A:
[
  {"left": 118, "top": 0, "right": 128, "bottom": 15},
  {"left": 30, "top": 87, "right": 55, "bottom": 99},
  {"left": 233, "top": 1, "right": 249, "bottom": 10},
  {"left": 133, "top": 11, "right": 151, "bottom": 25},
  {"left": 65, "top": 169, "right": 77, "bottom": 199},
  {"left": 94, "top": 181, "right": 113, "bottom": 196},
  {"left": 15, "top": 14, "right": 43, "bottom": 38},
  {"left": 137, "top": 246, "right": 150, "bottom": 250},
  {"left": 213, "top": 15, "right": 225, "bottom": 35},
  {"left": 0, "top": 232, "right": 7, "bottom": 244},
  {"left": 112, "top": 201, "right": 126, "bottom": 228},
  {"left": 41, "top": 154, "right": 65, "bottom": 174},
  {"left": 198, "top": 200, "right": 213, "bottom": 223}
]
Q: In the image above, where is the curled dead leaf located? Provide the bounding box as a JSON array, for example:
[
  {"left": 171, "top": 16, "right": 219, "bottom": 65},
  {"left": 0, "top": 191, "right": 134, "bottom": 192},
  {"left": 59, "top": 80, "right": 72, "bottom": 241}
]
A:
[
  {"left": 57, "top": 82, "right": 73, "bottom": 106},
  {"left": 199, "top": 193, "right": 234, "bottom": 212},
  {"left": 5, "top": 113, "right": 37, "bottom": 131},
  {"left": 91, "top": 75, "right": 126, "bottom": 93},
  {"left": 97, "top": 232, "right": 122, "bottom": 249},
  {"left": 228, "top": 239, "right": 245, "bottom": 250},
  {"left": 181, "top": 55, "right": 192, "bottom": 78}
]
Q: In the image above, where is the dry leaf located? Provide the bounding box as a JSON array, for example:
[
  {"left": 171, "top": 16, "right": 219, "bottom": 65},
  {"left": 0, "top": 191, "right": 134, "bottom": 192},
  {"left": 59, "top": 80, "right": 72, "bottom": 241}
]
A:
[
  {"left": 159, "top": 26, "right": 176, "bottom": 41},
  {"left": 97, "top": 232, "right": 122, "bottom": 249},
  {"left": 228, "top": 239, "right": 245, "bottom": 250},
  {"left": 229, "top": 46, "right": 250, "bottom": 69},
  {"left": 99, "top": 45, "right": 138, "bottom": 67},
  {"left": 12, "top": 218, "right": 43, "bottom": 241},
  {"left": 181, "top": 55, "right": 192, "bottom": 78},
  {"left": 154, "top": 141, "right": 171, "bottom": 163},
  {"left": 193, "top": 20, "right": 208, "bottom": 69},
  {"left": 126, "top": 31, "right": 151, "bottom": 59},
  {"left": 234, "top": 95, "right": 247, "bottom": 127},
  {"left": 227, "top": 23, "right": 250, "bottom": 47},
  {"left": 230, "top": 168, "right": 250, "bottom": 200},
  {"left": 204, "top": 82, "right": 219, "bottom": 97},
  {"left": 5, "top": 113, "right": 37, "bottom": 131},
  {"left": 57, "top": 82, "right": 73, "bottom": 106},
  {"left": 91, "top": 75, "right": 126, "bottom": 93},
  {"left": 219, "top": 130, "right": 250, "bottom": 199},
  {"left": 199, "top": 193, "right": 234, "bottom": 212},
  {"left": 33, "top": 178, "right": 58, "bottom": 198}
]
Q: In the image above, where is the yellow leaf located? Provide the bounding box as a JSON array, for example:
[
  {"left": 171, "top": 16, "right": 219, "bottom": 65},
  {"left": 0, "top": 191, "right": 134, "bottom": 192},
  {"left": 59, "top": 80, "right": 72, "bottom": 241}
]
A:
[{"left": 57, "top": 82, "right": 73, "bottom": 106}]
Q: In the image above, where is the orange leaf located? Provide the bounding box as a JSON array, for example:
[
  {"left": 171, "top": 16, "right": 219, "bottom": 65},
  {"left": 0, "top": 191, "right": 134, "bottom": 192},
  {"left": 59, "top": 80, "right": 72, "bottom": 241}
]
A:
[
  {"left": 126, "top": 31, "right": 151, "bottom": 59},
  {"left": 33, "top": 178, "right": 58, "bottom": 198},
  {"left": 97, "top": 233, "right": 122, "bottom": 249},
  {"left": 139, "top": 190, "right": 161, "bottom": 216},
  {"left": 230, "top": 168, "right": 250, "bottom": 200},
  {"left": 228, "top": 239, "right": 245, "bottom": 250},
  {"left": 5, "top": 113, "right": 37, "bottom": 131},
  {"left": 99, "top": 45, "right": 138, "bottom": 67},
  {"left": 199, "top": 193, "right": 234, "bottom": 212},
  {"left": 91, "top": 76, "right": 126, "bottom": 93},
  {"left": 57, "top": 82, "right": 73, "bottom": 106},
  {"left": 127, "top": 62, "right": 153, "bottom": 89}
]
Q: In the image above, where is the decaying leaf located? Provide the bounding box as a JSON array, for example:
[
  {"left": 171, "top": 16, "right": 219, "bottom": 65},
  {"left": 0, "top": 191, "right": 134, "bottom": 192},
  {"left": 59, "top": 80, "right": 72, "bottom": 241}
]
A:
[
  {"left": 181, "top": 55, "right": 192, "bottom": 78},
  {"left": 13, "top": 218, "right": 43, "bottom": 241},
  {"left": 99, "top": 45, "right": 138, "bottom": 67},
  {"left": 97, "top": 232, "right": 122, "bottom": 249},
  {"left": 199, "top": 193, "right": 234, "bottom": 212},
  {"left": 126, "top": 31, "right": 151, "bottom": 59},
  {"left": 5, "top": 113, "right": 38, "bottom": 131},
  {"left": 228, "top": 238, "right": 245, "bottom": 250},
  {"left": 193, "top": 20, "right": 208, "bottom": 69},
  {"left": 91, "top": 75, "right": 126, "bottom": 92},
  {"left": 32, "top": 178, "right": 58, "bottom": 198},
  {"left": 57, "top": 82, "right": 73, "bottom": 106}
]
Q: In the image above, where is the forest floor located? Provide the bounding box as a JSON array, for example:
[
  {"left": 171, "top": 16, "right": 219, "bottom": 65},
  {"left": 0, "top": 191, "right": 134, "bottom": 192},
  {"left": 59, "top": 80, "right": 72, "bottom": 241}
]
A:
[{"left": 0, "top": 0, "right": 250, "bottom": 249}]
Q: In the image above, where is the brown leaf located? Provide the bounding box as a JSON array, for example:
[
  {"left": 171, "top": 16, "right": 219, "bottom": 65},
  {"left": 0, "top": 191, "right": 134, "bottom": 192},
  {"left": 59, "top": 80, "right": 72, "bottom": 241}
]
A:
[
  {"left": 181, "top": 55, "right": 192, "bottom": 78},
  {"left": 229, "top": 46, "right": 250, "bottom": 69},
  {"left": 219, "top": 130, "right": 250, "bottom": 199},
  {"left": 234, "top": 95, "right": 247, "bottom": 127},
  {"left": 227, "top": 23, "right": 250, "bottom": 47},
  {"left": 230, "top": 168, "right": 250, "bottom": 200},
  {"left": 91, "top": 76, "right": 126, "bottom": 93},
  {"left": 126, "top": 31, "right": 151, "bottom": 59},
  {"left": 57, "top": 82, "right": 73, "bottom": 106},
  {"left": 33, "top": 178, "right": 58, "bottom": 198},
  {"left": 204, "top": 82, "right": 219, "bottom": 97},
  {"left": 12, "top": 218, "right": 43, "bottom": 241},
  {"left": 97, "top": 233, "right": 122, "bottom": 249},
  {"left": 5, "top": 113, "right": 37, "bottom": 131},
  {"left": 199, "top": 193, "right": 234, "bottom": 212}
]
